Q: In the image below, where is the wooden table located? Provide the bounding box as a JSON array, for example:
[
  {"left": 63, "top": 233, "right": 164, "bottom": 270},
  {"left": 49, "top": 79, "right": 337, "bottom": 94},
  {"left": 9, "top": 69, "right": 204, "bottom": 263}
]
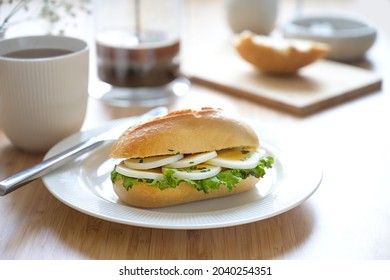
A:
[{"left": 1, "top": 0, "right": 390, "bottom": 260}]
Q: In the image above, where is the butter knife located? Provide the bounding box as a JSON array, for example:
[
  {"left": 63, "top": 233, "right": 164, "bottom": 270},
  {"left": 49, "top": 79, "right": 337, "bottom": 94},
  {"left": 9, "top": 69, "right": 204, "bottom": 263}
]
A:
[{"left": 0, "top": 106, "right": 168, "bottom": 196}]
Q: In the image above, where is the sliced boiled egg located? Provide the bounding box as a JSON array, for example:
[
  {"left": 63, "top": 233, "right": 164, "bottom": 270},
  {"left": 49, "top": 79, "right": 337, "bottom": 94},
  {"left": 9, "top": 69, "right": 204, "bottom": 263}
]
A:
[
  {"left": 207, "top": 148, "right": 266, "bottom": 169},
  {"left": 124, "top": 154, "right": 183, "bottom": 170},
  {"left": 116, "top": 164, "right": 164, "bottom": 180},
  {"left": 166, "top": 151, "right": 217, "bottom": 168},
  {"left": 162, "top": 164, "right": 221, "bottom": 181}
]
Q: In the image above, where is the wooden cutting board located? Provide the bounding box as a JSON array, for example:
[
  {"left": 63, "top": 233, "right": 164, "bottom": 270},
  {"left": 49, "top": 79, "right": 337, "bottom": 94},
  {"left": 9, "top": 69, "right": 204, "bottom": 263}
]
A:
[{"left": 182, "top": 44, "right": 382, "bottom": 116}]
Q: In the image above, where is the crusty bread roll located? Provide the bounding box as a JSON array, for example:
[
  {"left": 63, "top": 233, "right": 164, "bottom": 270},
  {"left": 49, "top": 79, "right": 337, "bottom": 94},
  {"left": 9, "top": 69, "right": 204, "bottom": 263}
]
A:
[
  {"left": 113, "top": 176, "right": 259, "bottom": 208},
  {"left": 110, "top": 107, "right": 259, "bottom": 159},
  {"left": 110, "top": 107, "right": 273, "bottom": 208},
  {"left": 235, "top": 30, "right": 330, "bottom": 74}
]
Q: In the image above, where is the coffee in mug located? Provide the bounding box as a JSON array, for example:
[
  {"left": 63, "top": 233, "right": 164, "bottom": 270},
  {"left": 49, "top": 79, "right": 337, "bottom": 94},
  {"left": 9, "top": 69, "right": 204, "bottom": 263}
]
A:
[
  {"left": 2, "top": 48, "right": 73, "bottom": 59},
  {"left": 0, "top": 35, "right": 89, "bottom": 153}
]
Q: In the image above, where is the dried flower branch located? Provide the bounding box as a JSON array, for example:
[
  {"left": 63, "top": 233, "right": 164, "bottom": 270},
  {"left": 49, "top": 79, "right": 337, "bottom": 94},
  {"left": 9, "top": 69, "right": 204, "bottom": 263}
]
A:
[{"left": 0, "top": 0, "right": 91, "bottom": 32}]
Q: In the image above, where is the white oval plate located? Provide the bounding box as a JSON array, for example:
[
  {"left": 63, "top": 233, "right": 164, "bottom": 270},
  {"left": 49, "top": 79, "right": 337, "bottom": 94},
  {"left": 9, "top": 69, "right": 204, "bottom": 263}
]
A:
[{"left": 42, "top": 117, "right": 322, "bottom": 229}]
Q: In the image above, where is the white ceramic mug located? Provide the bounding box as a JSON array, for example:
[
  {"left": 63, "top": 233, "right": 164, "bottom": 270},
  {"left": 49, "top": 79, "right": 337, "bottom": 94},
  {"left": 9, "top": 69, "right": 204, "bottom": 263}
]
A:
[
  {"left": 0, "top": 35, "right": 89, "bottom": 153},
  {"left": 226, "top": 0, "right": 279, "bottom": 35}
]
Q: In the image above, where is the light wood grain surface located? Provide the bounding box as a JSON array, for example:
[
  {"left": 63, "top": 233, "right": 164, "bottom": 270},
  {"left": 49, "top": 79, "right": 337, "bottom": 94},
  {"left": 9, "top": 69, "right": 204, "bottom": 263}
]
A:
[{"left": 1, "top": 0, "right": 390, "bottom": 260}]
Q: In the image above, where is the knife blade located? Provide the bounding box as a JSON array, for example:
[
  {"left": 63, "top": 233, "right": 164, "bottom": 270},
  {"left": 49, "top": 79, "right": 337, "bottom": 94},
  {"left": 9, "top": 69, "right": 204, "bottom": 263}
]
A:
[{"left": 0, "top": 106, "right": 168, "bottom": 196}]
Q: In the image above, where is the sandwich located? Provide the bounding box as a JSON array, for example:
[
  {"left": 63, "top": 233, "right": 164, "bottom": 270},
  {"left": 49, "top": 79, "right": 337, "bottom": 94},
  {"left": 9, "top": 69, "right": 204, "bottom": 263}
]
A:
[
  {"left": 235, "top": 30, "right": 330, "bottom": 74},
  {"left": 110, "top": 107, "right": 274, "bottom": 208}
]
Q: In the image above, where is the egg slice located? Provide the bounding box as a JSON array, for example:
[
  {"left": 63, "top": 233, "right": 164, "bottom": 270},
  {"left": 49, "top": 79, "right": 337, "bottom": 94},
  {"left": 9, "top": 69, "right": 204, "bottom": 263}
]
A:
[
  {"left": 207, "top": 148, "right": 266, "bottom": 169},
  {"left": 115, "top": 164, "right": 164, "bottom": 180},
  {"left": 124, "top": 154, "right": 184, "bottom": 170},
  {"left": 162, "top": 164, "right": 221, "bottom": 181},
  {"left": 166, "top": 151, "right": 217, "bottom": 168}
]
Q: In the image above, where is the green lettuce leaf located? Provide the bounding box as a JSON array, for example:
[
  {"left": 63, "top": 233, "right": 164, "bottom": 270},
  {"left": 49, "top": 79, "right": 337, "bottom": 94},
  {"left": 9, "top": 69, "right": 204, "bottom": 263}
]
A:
[{"left": 111, "top": 156, "right": 274, "bottom": 193}]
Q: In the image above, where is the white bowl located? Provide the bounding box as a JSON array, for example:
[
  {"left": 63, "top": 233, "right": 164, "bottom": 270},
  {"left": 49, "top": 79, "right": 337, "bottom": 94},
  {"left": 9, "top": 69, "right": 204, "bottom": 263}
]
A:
[{"left": 283, "top": 15, "right": 377, "bottom": 62}]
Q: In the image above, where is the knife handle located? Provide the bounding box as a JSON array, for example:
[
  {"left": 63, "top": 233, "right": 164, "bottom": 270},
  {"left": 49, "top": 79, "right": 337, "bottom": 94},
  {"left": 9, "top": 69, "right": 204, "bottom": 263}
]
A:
[
  {"left": 0, "top": 140, "right": 106, "bottom": 196},
  {"left": 0, "top": 106, "right": 168, "bottom": 196}
]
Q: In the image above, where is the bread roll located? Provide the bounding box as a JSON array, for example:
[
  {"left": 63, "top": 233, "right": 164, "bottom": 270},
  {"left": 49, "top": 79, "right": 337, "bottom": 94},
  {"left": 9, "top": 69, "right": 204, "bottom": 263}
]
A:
[
  {"left": 110, "top": 107, "right": 273, "bottom": 208},
  {"left": 235, "top": 30, "right": 330, "bottom": 74},
  {"left": 110, "top": 107, "right": 259, "bottom": 159},
  {"left": 113, "top": 176, "right": 259, "bottom": 208}
]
